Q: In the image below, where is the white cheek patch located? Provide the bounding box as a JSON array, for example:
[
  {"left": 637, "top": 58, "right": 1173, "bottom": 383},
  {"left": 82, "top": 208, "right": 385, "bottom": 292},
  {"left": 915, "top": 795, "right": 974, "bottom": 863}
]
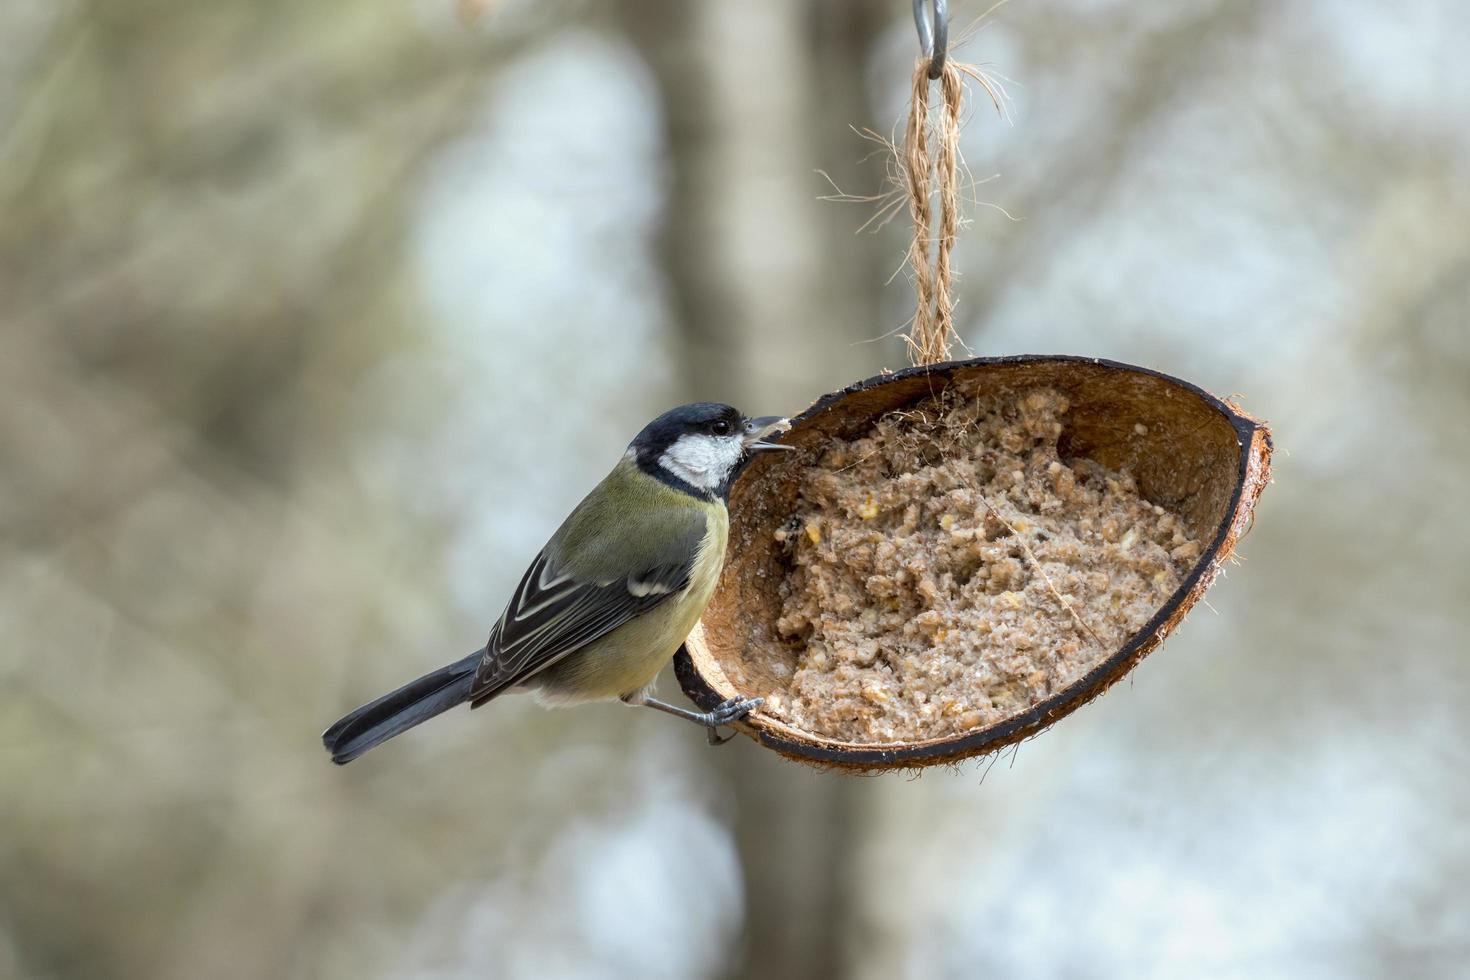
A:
[{"left": 659, "top": 433, "right": 744, "bottom": 491}]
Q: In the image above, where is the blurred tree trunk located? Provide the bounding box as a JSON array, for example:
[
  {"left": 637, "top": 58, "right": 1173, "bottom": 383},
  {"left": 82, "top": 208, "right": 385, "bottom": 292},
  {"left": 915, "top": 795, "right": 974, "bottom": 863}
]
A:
[{"left": 615, "top": 1, "right": 889, "bottom": 977}]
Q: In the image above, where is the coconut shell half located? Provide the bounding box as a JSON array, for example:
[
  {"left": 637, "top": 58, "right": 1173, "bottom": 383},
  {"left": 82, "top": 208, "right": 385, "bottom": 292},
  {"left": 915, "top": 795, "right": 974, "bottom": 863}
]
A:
[{"left": 675, "top": 355, "right": 1272, "bottom": 771}]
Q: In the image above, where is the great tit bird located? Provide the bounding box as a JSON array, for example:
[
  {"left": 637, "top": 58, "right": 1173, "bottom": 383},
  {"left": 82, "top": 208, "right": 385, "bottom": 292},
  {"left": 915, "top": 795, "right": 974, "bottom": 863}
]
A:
[{"left": 322, "top": 403, "right": 790, "bottom": 764}]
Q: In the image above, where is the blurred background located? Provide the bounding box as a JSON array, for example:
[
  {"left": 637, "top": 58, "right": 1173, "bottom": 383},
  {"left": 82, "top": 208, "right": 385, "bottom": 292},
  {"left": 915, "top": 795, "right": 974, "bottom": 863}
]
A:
[{"left": 3, "top": 0, "right": 1467, "bottom": 977}]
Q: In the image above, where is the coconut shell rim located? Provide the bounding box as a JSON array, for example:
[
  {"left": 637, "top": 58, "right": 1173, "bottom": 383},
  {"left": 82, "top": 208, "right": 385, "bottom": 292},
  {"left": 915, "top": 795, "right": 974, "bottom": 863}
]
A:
[{"left": 675, "top": 353, "right": 1272, "bottom": 770}]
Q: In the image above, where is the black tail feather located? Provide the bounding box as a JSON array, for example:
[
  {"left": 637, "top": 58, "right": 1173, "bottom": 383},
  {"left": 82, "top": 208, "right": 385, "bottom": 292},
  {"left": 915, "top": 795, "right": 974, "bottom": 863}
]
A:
[{"left": 322, "top": 651, "right": 481, "bottom": 764}]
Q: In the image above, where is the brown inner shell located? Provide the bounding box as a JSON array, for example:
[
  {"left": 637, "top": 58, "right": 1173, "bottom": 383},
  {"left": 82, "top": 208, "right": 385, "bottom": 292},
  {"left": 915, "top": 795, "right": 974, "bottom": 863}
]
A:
[{"left": 682, "top": 357, "right": 1264, "bottom": 764}]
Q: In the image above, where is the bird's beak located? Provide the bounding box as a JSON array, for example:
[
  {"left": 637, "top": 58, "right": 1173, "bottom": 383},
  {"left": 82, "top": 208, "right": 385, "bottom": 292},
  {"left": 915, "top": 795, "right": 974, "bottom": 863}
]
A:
[{"left": 743, "top": 415, "right": 794, "bottom": 453}]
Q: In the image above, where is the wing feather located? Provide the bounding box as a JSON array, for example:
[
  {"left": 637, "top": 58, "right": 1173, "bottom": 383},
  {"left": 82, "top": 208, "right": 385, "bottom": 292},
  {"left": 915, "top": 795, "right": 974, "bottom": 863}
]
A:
[{"left": 468, "top": 505, "right": 707, "bottom": 705}]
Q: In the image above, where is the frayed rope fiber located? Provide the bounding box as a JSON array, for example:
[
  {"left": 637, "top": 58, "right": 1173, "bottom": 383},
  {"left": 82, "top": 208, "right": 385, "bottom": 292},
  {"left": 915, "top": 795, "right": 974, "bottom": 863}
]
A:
[{"left": 904, "top": 57, "right": 965, "bottom": 367}]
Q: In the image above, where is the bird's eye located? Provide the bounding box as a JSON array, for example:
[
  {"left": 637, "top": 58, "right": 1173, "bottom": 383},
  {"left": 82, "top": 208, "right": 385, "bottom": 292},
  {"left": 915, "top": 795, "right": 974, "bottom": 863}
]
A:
[{"left": 711, "top": 419, "right": 732, "bottom": 436}]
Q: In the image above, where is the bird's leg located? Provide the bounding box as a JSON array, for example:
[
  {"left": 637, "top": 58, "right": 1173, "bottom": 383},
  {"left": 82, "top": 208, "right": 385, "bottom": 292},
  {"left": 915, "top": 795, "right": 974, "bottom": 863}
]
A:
[{"left": 623, "top": 692, "right": 764, "bottom": 746}]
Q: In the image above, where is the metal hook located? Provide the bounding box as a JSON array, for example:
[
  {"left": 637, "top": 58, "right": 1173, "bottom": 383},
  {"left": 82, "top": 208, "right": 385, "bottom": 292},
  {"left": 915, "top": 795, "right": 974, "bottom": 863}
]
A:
[{"left": 912, "top": 0, "right": 949, "bottom": 80}]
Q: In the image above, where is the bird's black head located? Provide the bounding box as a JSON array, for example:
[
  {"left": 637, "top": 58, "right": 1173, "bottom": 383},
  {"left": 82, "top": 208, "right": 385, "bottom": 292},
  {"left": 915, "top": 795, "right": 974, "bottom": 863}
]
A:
[{"left": 629, "top": 402, "right": 790, "bottom": 499}]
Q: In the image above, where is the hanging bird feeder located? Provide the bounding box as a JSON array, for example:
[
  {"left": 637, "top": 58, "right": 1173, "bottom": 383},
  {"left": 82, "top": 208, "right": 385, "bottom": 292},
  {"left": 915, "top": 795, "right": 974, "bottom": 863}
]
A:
[
  {"left": 674, "top": 3, "right": 1273, "bottom": 770},
  {"left": 677, "top": 355, "right": 1270, "bottom": 769}
]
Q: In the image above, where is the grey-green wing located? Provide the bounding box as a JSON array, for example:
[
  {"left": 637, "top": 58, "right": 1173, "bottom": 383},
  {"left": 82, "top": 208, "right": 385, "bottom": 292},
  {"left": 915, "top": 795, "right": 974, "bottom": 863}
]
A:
[{"left": 468, "top": 471, "right": 709, "bottom": 706}]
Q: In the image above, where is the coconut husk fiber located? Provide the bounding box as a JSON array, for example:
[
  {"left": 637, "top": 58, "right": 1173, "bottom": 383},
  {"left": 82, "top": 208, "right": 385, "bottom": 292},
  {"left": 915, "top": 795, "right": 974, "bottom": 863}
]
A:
[{"left": 676, "top": 355, "right": 1272, "bottom": 771}]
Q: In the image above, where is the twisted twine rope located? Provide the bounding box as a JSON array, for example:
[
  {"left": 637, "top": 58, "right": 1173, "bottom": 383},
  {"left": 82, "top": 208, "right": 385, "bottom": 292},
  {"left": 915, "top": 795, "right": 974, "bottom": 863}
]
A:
[{"left": 904, "top": 58, "right": 965, "bottom": 367}]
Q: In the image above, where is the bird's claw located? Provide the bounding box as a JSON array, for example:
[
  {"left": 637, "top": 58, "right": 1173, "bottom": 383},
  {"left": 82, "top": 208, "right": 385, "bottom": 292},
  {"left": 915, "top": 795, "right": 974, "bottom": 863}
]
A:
[{"left": 705, "top": 696, "right": 763, "bottom": 746}]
